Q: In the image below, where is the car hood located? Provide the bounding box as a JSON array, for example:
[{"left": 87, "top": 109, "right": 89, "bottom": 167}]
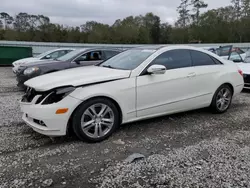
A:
[
  {"left": 24, "top": 60, "right": 63, "bottom": 67},
  {"left": 24, "top": 66, "right": 131, "bottom": 91},
  {"left": 237, "top": 63, "right": 250, "bottom": 74},
  {"left": 12, "top": 57, "right": 39, "bottom": 66}
]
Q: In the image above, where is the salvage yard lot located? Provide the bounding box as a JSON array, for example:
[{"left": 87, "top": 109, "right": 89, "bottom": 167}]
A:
[{"left": 0, "top": 67, "right": 250, "bottom": 188}]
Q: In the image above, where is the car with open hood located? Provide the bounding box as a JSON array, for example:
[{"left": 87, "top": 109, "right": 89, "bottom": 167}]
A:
[
  {"left": 15, "top": 48, "right": 122, "bottom": 88},
  {"left": 19, "top": 45, "right": 244, "bottom": 142},
  {"left": 12, "top": 48, "right": 75, "bottom": 73},
  {"left": 228, "top": 51, "right": 250, "bottom": 89},
  {"left": 203, "top": 45, "right": 247, "bottom": 60}
]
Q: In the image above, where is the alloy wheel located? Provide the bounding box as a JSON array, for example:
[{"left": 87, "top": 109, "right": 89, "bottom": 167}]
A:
[
  {"left": 216, "top": 87, "right": 232, "bottom": 112},
  {"left": 80, "top": 103, "right": 114, "bottom": 139}
]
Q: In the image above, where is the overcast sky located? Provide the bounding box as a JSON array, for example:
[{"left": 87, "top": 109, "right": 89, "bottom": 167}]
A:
[{"left": 1, "top": 0, "right": 231, "bottom": 26}]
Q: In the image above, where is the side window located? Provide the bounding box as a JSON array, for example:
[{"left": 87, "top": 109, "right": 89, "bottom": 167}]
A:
[
  {"left": 104, "top": 50, "right": 120, "bottom": 59},
  {"left": 190, "top": 50, "right": 217, "bottom": 66},
  {"left": 57, "top": 50, "right": 69, "bottom": 58},
  {"left": 75, "top": 51, "right": 102, "bottom": 62},
  {"left": 48, "top": 51, "right": 59, "bottom": 59},
  {"left": 210, "top": 56, "right": 223, "bottom": 64},
  {"left": 41, "top": 51, "right": 58, "bottom": 59},
  {"left": 151, "top": 49, "right": 192, "bottom": 70}
]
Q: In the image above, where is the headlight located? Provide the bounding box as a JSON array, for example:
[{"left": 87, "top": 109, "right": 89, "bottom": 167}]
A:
[
  {"left": 23, "top": 67, "right": 39, "bottom": 75},
  {"left": 40, "top": 86, "right": 75, "bottom": 105}
]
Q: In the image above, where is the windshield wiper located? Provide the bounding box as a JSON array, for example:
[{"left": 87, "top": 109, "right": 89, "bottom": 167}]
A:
[{"left": 102, "top": 65, "right": 117, "bottom": 69}]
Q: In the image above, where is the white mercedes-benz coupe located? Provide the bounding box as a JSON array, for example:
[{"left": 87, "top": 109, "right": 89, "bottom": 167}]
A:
[{"left": 20, "top": 45, "right": 244, "bottom": 142}]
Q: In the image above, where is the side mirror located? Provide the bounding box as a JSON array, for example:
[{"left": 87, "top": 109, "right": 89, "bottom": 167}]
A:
[
  {"left": 147, "top": 64, "right": 166, "bottom": 75},
  {"left": 74, "top": 60, "right": 80, "bottom": 64},
  {"left": 45, "top": 55, "right": 51, "bottom": 59}
]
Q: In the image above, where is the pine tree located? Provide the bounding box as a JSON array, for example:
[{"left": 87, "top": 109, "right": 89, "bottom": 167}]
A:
[
  {"left": 190, "top": 0, "right": 208, "bottom": 24},
  {"left": 231, "top": 0, "right": 242, "bottom": 20},
  {"left": 241, "top": 0, "right": 250, "bottom": 17},
  {"left": 176, "top": 0, "right": 190, "bottom": 27}
]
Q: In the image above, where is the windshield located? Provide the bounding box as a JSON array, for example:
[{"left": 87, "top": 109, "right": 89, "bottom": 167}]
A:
[
  {"left": 99, "top": 49, "right": 156, "bottom": 70},
  {"left": 56, "top": 49, "right": 84, "bottom": 61}
]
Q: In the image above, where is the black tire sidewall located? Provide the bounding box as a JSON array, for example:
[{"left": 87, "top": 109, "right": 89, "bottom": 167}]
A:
[
  {"left": 211, "top": 84, "right": 233, "bottom": 113},
  {"left": 72, "top": 98, "right": 120, "bottom": 142}
]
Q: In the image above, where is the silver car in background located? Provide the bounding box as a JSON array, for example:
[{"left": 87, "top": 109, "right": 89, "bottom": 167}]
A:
[{"left": 12, "top": 48, "right": 75, "bottom": 73}]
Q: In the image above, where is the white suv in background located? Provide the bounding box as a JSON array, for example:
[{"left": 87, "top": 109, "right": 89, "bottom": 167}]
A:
[
  {"left": 228, "top": 51, "right": 250, "bottom": 89},
  {"left": 12, "top": 48, "right": 75, "bottom": 73}
]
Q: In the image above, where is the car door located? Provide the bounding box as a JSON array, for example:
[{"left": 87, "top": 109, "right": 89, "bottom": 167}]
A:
[
  {"left": 228, "top": 51, "right": 244, "bottom": 63},
  {"left": 189, "top": 49, "right": 224, "bottom": 104},
  {"left": 215, "top": 45, "right": 233, "bottom": 59},
  {"left": 71, "top": 50, "right": 104, "bottom": 67},
  {"left": 136, "top": 49, "right": 198, "bottom": 118}
]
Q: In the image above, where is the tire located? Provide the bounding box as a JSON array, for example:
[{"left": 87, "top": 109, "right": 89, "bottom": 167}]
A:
[
  {"left": 72, "top": 98, "right": 120, "bottom": 142},
  {"left": 210, "top": 84, "right": 233, "bottom": 114}
]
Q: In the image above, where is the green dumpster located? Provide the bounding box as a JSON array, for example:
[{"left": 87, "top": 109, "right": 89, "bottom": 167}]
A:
[{"left": 0, "top": 46, "right": 33, "bottom": 66}]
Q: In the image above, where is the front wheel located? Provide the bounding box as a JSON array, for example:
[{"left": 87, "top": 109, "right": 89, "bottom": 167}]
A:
[
  {"left": 72, "top": 98, "right": 120, "bottom": 142},
  {"left": 210, "top": 84, "right": 233, "bottom": 114}
]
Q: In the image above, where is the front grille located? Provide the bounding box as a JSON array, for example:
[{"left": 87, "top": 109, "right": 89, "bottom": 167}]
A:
[
  {"left": 21, "top": 87, "right": 38, "bottom": 102},
  {"left": 243, "top": 74, "right": 250, "bottom": 84},
  {"left": 22, "top": 87, "right": 52, "bottom": 104}
]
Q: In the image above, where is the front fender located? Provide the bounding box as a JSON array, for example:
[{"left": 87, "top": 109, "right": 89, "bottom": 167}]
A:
[{"left": 69, "top": 78, "right": 136, "bottom": 123}]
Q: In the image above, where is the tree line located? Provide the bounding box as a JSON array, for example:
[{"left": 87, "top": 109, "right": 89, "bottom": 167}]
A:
[{"left": 0, "top": 0, "right": 250, "bottom": 44}]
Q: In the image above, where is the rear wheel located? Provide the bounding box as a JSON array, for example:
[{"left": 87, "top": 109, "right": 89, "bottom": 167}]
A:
[
  {"left": 72, "top": 98, "right": 120, "bottom": 142},
  {"left": 210, "top": 84, "right": 233, "bottom": 113}
]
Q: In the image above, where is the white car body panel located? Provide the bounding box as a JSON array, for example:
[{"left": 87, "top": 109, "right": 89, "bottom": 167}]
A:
[
  {"left": 20, "top": 95, "right": 82, "bottom": 136},
  {"left": 20, "top": 45, "right": 244, "bottom": 137},
  {"left": 24, "top": 66, "right": 131, "bottom": 91},
  {"left": 237, "top": 63, "right": 250, "bottom": 74},
  {"left": 236, "top": 62, "right": 250, "bottom": 89},
  {"left": 136, "top": 66, "right": 199, "bottom": 117}
]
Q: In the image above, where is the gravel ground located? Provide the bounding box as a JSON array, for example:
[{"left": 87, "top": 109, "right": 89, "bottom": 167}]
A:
[{"left": 0, "top": 67, "right": 250, "bottom": 188}]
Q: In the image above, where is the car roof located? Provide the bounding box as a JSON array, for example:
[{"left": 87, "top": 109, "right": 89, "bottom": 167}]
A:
[
  {"left": 75, "top": 47, "right": 123, "bottom": 52},
  {"left": 135, "top": 45, "right": 168, "bottom": 50},
  {"left": 52, "top": 47, "right": 76, "bottom": 51}
]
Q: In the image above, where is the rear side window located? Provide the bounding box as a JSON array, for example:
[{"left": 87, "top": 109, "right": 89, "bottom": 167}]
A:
[
  {"left": 104, "top": 50, "right": 120, "bottom": 59},
  {"left": 190, "top": 50, "right": 218, "bottom": 66},
  {"left": 152, "top": 49, "right": 192, "bottom": 70},
  {"left": 210, "top": 56, "right": 223, "bottom": 64}
]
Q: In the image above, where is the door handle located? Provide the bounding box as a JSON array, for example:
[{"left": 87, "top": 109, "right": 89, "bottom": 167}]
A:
[{"left": 187, "top": 72, "right": 196, "bottom": 77}]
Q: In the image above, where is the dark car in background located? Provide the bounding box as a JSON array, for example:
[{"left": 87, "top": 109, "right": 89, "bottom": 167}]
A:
[{"left": 16, "top": 48, "right": 122, "bottom": 89}]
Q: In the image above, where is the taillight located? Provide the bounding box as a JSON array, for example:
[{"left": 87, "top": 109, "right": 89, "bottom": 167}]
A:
[{"left": 238, "top": 69, "right": 243, "bottom": 76}]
